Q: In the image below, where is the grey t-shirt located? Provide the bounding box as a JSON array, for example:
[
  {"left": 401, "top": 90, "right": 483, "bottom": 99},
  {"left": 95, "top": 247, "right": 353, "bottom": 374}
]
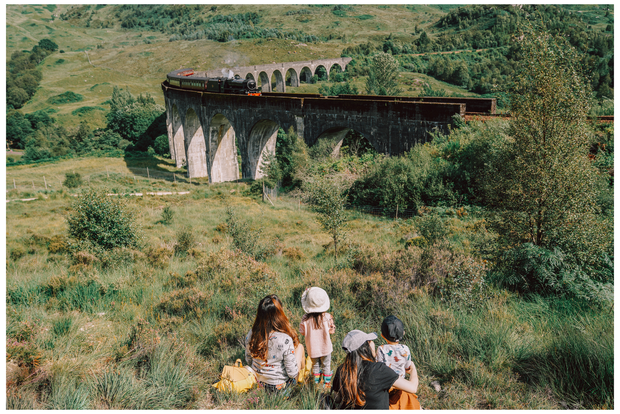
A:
[{"left": 245, "top": 329, "right": 299, "bottom": 385}]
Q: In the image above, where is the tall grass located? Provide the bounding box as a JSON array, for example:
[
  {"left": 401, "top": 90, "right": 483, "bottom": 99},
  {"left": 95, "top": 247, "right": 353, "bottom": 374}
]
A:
[{"left": 5, "top": 176, "right": 613, "bottom": 409}]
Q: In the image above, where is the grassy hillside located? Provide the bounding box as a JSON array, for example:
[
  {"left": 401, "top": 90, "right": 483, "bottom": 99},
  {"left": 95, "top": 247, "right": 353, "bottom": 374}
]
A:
[
  {"left": 5, "top": 156, "right": 613, "bottom": 409},
  {"left": 7, "top": 4, "right": 613, "bottom": 133},
  {"left": 6, "top": 4, "right": 480, "bottom": 130}
]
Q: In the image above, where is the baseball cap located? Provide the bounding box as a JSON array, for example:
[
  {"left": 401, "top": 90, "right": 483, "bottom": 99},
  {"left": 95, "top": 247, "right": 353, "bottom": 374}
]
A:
[
  {"left": 381, "top": 315, "right": 404, "bottom": 342},
  {"left": 342, "top": 330, "right": 377, "bottom": 353}
]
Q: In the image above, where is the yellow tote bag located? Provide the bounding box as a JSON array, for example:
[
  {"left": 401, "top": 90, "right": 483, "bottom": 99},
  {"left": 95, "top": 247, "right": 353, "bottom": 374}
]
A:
[
  {"left": 297, "top": 355, "right": 313, "bottom": 383},
  {"left": 212, "top": 359, "right": 257, "bottom": 393}
]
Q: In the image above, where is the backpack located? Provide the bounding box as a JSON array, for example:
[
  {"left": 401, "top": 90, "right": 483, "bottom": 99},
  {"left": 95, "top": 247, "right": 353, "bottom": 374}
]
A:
[{"left": 212, "top": 359, "right": 257, "bottom": 393}]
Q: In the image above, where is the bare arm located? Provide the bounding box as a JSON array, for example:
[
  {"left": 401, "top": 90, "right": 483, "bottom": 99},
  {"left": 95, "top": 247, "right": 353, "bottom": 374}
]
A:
[
  {"left": 392, "top": 362, "right": 419, "bottom": 394},
  {"left": 328, "top": 314, "right": 335, "bottom": 334}
]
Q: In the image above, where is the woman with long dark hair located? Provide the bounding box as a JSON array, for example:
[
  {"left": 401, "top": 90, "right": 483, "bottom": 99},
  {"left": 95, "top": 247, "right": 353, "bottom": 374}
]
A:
[
  {"left": 245, "top": 294, "right": 305, "bottom": 394},
  {"left": 332, "top": 330, "right": 419, "bottom": 409}
]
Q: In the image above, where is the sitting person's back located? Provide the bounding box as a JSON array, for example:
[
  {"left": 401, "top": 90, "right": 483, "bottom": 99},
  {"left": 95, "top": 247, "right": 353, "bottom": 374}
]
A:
[{"left": 244, "top": 294, "right": 305, "bottom": 394}]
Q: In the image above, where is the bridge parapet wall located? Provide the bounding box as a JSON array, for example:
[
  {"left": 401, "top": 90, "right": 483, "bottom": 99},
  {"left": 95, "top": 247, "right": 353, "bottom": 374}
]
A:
[{"left": 337, "top": 95, "right": 496, "bottom": 114}]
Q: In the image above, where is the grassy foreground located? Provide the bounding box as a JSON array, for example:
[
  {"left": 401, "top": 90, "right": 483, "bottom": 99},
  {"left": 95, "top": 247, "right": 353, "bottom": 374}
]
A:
[{"left": 5, "top": 158, "right": 613, "bottom": 410}]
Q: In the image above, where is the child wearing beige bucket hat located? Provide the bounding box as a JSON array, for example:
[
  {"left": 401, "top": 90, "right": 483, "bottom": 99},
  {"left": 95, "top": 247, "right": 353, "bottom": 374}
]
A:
[{"left": 299, "top": 287, "right": 336, "bottom": 389}]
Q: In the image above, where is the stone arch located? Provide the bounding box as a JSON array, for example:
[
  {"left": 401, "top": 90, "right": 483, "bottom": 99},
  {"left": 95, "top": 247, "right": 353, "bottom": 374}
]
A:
[
  {"left": 171, "top": 105, "right": 186, "bottom": 168},
  {"left": 315, "top": 127, "right": 377, "bottom": 157},
  {"left": 271, "top": 69, "right": 285, "bottom": 92},
  {"left": 184, "top": 108, "right": 207, "bottom": 178},
  {"left": 286, "top": 68, "right": 299, "bottom": 87},
  {"left": 300, "top": 66, "right": 313, "bottom": 83},
  {"left": 247, "top": 120, "right": 279, "bottom": 179},
  {"left": 329, "top": 63, "right": 344, "bottom": 79},
  {"left": 208, "top": 113, "right": 239, "bottom": 183},
  {"left": 245, "top": 73, "right": 255, "bottom": 81},
  {"left": 315, "top": 65, "right": 328, "bottom": 81},
  {"left": 258, "top": 71, "right": 271, "bottom": 92}
]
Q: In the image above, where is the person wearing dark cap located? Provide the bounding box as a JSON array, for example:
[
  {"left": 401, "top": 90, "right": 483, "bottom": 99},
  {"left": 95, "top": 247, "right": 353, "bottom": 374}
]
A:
[
  {"left": 377, "top": 315, "right": 420, "bottom": 409},
  {"left": 377, "top": 315, "right": 412, "bottom": 377},
  {"left": 331, "top": 330, "right": 419, "bottom": 409}
]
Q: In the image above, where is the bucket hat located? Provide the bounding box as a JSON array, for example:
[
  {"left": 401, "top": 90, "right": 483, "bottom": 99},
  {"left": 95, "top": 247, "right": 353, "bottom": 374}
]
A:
[{"left": 301, "top": 287, "right": 330, "bottom": 313}]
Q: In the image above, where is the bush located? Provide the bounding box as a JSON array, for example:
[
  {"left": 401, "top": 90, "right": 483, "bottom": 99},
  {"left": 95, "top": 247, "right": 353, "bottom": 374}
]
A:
[
  {"left": 146, "top": 246, "right": 173, "bottom": 269},
  {"left": 414, "top": 213, "right": 448, "bottom": 247},
  {"left": 67, "top": 190, "right": 142, "bottom": 250},
  {"left": 63, "top": 172, "right": 83, "bottom": 188},
  {"left": 225, "top": 208, "right": 268, "bottom": 260},
  {"left": 161, "top": 206, "right": 174, "bottom": 224},
  {"left": 174, "top": 227, "right": 195, "bottom": 256},
  {"left": 155, "top": 287, "right": 212, "bottom": 319},
  {"left": 436, "top": 255, "right": 491, "bottom": 311},
  {"left": 349, "top": 147, "right": 455, "bottom": 214},
  {"left": 154, "top": 135, "right": 169, "bottom": 156},
  {"left": 47, "top": 91, "right": 83, "bottom": 105},
  {"left": 491, "top": 243, "right": 613, "bottom": 305}
]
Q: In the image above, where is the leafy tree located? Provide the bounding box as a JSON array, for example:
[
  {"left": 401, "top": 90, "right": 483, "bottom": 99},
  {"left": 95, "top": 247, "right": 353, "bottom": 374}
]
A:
[
  {"left": 6, "top": 111, "right": 33, "bottom": 149},
  {"left": 22, "top": 125, "right": 71, "bottom": 161},
  {"left": 105, "top": 88, "right": 164, "bottom": 148},
  {"left": 67, "top": 190, "right": 142, "bottom": 250},
  {"left": 303, "top": 175, "right": 350, "bottom": 259},
  {"left": 25, "top": 110, "right": 54, "bottom": 130},
  {"left": 365, "top": 52, "right": 402, "bottom": 96},
  {"left": 38, "top": 38, "right": 58, "bottom": 52},
  {"left": 6, "top": 86, "right": 30, "bottom": 109},
  {"left": 154, "top": 134, "right": 170, "bottom": 156},
  {"left": 265, "top": 127, "right": 310, "bottom": 188},
  {"left": 486, "top": 30, "right": 612, "bottom": 270}
]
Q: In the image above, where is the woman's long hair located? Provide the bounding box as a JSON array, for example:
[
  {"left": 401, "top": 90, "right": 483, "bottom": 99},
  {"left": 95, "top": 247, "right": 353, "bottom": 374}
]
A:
[
  {"left": 336, "top": 341, "right": 375, "bottom": 408},
  {"left": 248, "top": 294, "right": 299, "bottom": 360},
  {"left": 306, "top": 312, "right": 325, "bottom": 330}
]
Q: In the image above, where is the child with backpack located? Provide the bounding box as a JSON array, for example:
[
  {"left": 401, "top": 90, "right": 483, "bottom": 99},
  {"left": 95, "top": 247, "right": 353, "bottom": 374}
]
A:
[{"left": 299, "top": 287, "right": 336, "bottom": 389}]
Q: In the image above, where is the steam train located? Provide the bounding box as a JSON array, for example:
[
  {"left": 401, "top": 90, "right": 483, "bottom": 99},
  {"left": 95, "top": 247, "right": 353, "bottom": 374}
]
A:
[{"left": 166, "top": 68, "right": 261, "bottom": 96}]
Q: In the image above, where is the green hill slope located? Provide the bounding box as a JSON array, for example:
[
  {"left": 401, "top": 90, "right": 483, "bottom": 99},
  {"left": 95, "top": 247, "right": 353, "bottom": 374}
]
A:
[{"left": 6, "top": 4, "right": 614, "bottom": 142}]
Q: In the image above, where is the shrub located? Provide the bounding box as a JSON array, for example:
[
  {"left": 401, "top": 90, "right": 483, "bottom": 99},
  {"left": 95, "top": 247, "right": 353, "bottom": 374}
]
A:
[
  {"left": 283, "top": 247, "right": 305, "bottom": 261},
  {"left": 6, "top": 340, "right": 43, "bottom": 371},
  {"left": 194, "top": 248, "right": 278, "bottom": 301},
  {"left": 174, "top": 227, "right": 195, "bottom": 256},
  {"left": 155, "top": 287, "right": 212, "bottom": 319},
  {"left": 161, "top": 206, "right": 174, "bottom": 224},
  {"left": 436, "top": 255, "right": 491, "bottom": 311},
  {"left": 491, "top": 243, "right": 613, "bottom": 305},
  {"left": 47, "top": 91, "right": 83, "bottom": 105},
  {"left": 71, "top": 106, "right": 105, "bottom": 116},
  {"left": 48, "top": 235, "right": 69, "bottom": 254},
  {"left": 146, "top": 246, "right": 173, "bottom": 269},
  {"left": 67, "top": 190, "right": 142, "bottom": 250},
  {"left": 9, "top": 245, "right": 26, "bottom": 261},
  {"left": 63, "top": 172, "right": 83, "bottom": 188},
  {"left": 154, "top": 135, "right": 169, "bottom": 156},
  {"left": 225, "top": 208, "right": 268, "bottom": 260},
  {"left": 414, "top": 213, "right": 448, "bottom": 247}
]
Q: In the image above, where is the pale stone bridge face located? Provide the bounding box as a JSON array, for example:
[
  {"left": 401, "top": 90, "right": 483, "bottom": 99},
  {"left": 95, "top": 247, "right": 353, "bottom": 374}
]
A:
[{"left": 162, "top": 58, "right": 494, "bottom": 183}]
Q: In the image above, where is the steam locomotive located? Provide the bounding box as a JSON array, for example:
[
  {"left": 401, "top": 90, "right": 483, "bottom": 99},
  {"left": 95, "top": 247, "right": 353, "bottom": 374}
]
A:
[{"left": 166, "top": 68, "right": 261, "bottom": 96}]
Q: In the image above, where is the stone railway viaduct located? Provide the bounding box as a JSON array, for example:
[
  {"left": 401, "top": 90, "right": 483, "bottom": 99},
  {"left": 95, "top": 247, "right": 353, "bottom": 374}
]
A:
[{"left": 162, "top": 58, "right": 496, "bottom": 183}]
